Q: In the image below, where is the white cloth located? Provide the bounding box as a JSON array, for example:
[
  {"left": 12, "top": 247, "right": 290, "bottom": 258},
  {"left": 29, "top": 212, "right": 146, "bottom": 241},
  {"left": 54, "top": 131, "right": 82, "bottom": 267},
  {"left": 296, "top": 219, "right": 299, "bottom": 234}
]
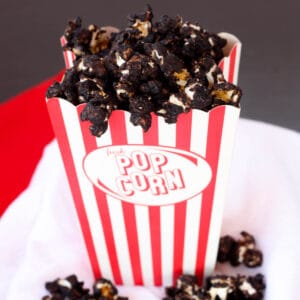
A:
[{"left": 1, "top": 119, "right": 300, "bottom": 299}]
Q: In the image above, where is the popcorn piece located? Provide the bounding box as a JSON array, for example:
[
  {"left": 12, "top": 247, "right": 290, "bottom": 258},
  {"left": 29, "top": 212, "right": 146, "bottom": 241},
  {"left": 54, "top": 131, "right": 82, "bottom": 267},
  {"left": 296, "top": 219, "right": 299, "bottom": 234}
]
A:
[
  {"left": 93, "top": 278, "right": 118, "bottom": 299},
  {"left": 146, "top": 42, "right": 190, "bottom": 89},
  {"left": 165, "top": 286, "right": 180, "bottom": 298},
  {"left": 64, "top": 17, "right": 113, "bottom": 56},
  {"left": 80, "top": 99, "right": 111, "bottom": 137},
  {"left": 60, "top": 67, "right": 80, "bottom": 104},
  {"left": 243, "top": 248, "right": 263, "bottom": 268},
  {"left": 43, "top": 274, "right": 89, "bottom": 299},
  {"left": 130, "top": 112, "right": 152, "bottom": 131},
  {"left": 103, "top": 54, "right": 121, "bottom": 80},
  {"left": 192, "top": 56, "right": 225, "bottom": 88},
  {"left": 207, "top": 33, "right": 227, "bottom": 62},
  {"left": 139, "top": 79, "right": 163, "bottom": 96},
  {"left": 217, "top": 231, "right": 263, "bottom": 268},
  {"left": 167, "top": 92, "right": 191, "bottom": 112},
  {"left": 114, "top": 80, "right": 135, "bottom": 102},
  {"left": 211, "top": 82, "right": 242, "bottom": 107},
  {"left": 196, "top": 288, "right": 212, "bottom": 300},
  {"left": 237, "top": 274, "right": 266, "bottom": 299},
  {"left": 64, "top": 17, "right": 91, "bottom": 56},
  {"left": 119, "top": 53, "right": 159, "bottom": 83},
  {"left": 127, "top": 94, "right": 154, "bottom": 130},
  {"left": 155, "top": 23, "right": 183, "bottom": 58},
  {"left": 184, "top": 78, "right": 212, "bottom": 110},
  {"left": 173, "top": 69, "right": 190, "bottom": 89},
  {"left": 163, "top": 274, "right": 202, "bottom": 300},
  {"left": 75, "top": 55, "right": 107, "bottom": 79},
  {"left": 129, "top": 94, "right": 154, "bottom": 114},
  {"left": 176, "top": 274, "right": 199, "bottom": 296},
  {"left": 156, "top": 93, "right": 189, "bottom": 123},
  {"left": 180, "top": 22, "right": 226, "bottom": 62},
  {"left": 180, "top": 22, "right": 211, "bottom": 60},
  {"left": 153, "top": 14, "right": 182, "bottom": 36},
  {"left": 88, "top": 24, "right": 111, "bottom": 54},
  {"left": 207, "top": 275, "right": 237, "bottom": 299},
  {"left": 217, "top": 235, "right": 236, "bottom": 263},
  {"left": 46, "top": 81, "right": 65, "bottom": 99},
  {"left": 114, "top": 45, "right": 134, "bottom": 66},
  {"left": 128, "top": 4, "right": 153, "bottom": 38},
  {"left": 76, "top": 78, "right": 106, "bottom": 103},
  {"left": 231, "top": 231, "right": 256, "bottom": 266}
]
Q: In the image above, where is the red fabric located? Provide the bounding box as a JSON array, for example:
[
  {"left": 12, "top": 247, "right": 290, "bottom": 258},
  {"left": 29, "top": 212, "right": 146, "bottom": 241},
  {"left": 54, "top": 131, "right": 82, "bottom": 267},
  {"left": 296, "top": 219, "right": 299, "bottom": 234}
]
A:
[{"left": 0, "top": 71, "right": 64, "bottom": 216}]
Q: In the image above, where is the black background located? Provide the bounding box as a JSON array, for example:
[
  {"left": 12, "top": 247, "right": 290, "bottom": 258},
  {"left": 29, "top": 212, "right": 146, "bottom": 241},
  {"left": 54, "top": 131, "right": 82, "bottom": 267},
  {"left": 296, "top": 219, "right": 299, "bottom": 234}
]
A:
[{"left": 1, "top": 0, "right": 299, "bottom": 131}]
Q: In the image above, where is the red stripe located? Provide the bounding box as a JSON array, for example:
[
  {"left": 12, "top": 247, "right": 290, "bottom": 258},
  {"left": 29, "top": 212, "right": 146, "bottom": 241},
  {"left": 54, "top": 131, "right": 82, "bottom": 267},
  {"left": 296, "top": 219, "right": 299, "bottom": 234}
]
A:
[
  {"left": 172, "top": 201, "right": 187, "bottom": 283},
  {"left": 122, "top": 202, "right": 144, "bottom": 284},
  {"left": 228, "top": 45, "right": 237, "bottom": 84},
  {"left": 195, "top": 106, "right": 226, "bottom": 283},
  {"left": 46, "top": 98, "right": 101, "bottom": 279},
  {"left": 110, "top": 110, "right": 144, "bottom": 284},
  {"left": 149, "top": 206, "right": 162, "bottom": 285},
  {"left": 94, "top": 194, "right": 122, "bottom": 284},
  {"left": 172, "top": 112, "right": 192, "bottom": 283},
  {"left": 109, "top": 111, "right": 127, "bottom": 145},
  {"left": 176, "top": 112, "right": 193, "bottom": 150},
  {"left": 78, "top": 107, "right": 123, "bottom": 284}
]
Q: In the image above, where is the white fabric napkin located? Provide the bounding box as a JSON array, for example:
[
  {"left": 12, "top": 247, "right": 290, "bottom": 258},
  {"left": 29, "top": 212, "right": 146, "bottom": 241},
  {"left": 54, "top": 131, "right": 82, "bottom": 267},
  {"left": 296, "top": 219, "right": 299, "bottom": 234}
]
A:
[{"left": 1, "top": 119, "right": 300, "bottom": 299}]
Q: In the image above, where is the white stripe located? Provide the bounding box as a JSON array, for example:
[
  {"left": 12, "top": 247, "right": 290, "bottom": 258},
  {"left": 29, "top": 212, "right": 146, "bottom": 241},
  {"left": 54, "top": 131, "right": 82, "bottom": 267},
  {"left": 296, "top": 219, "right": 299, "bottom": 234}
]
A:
[
  {"left": 135, "top": 205, "right": 153, "bottom": 285},
  {"left": 182, "top": 109, "right": 209, "bottom": 276},
  {"left": 124, "top": 111, "right": 145, "bottom": 283},
  {"left": 158, "top": 116, "right": 176, "bottom": 146},
  {"left": 160, "top": 205, "right": 175, "bottom": 286},
  {"left": 124, "top": 111, "right": 144, "bottom": 144},
  {"left": 106, "top": 195, "right": 134, "bottom": 284},
  {"left": 158, "top": 114, "right": 176, "bottom": 285},
  {"left": 182, "top": 195, "right": 202, "bottom": 274},
  {"left": 190, "top": 109, "right": 209, "bottom": 156},
  {"left": 59, "top": 100, "right": 113, "bottom": 280},
  {"left": 222, "top": 56, "right": 230, "bottom": 82},
  {"left": 232, "top": 43, "right": 242, "bottom": 85},
  {"left": 203, "top": 106, "right": 240, "bottom": 279}
]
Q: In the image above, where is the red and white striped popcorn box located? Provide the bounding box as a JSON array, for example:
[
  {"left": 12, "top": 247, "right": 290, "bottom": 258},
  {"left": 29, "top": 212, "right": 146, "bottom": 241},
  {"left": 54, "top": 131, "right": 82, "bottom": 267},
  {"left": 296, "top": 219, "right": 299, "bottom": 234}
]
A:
[{"left": 47, "top": 33, "right": 241, "bottom": 286}]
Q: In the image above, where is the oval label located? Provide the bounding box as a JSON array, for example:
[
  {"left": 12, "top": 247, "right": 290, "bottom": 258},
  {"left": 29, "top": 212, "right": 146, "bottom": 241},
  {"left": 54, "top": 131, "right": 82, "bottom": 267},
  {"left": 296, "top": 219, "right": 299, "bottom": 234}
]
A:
[{"left": 83, "top": 145, "right": 212, "bottom": 206}]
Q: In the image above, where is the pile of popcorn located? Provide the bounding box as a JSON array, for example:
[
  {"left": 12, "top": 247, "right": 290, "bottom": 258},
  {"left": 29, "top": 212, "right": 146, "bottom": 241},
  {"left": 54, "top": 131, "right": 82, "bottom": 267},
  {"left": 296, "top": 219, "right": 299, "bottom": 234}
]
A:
[
  {"left": 42, "top": 276, "right": 128, "bottom": 300},
  {"left": 47, "top": 5, "right": 242, "bottom": 137}
]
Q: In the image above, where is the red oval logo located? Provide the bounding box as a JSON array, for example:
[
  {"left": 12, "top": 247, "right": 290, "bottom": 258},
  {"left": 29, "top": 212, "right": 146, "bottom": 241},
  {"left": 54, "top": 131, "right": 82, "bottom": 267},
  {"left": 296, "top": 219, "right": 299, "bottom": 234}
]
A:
[{"left": 83, "top": 145, "right": 212, "bottom": 206}]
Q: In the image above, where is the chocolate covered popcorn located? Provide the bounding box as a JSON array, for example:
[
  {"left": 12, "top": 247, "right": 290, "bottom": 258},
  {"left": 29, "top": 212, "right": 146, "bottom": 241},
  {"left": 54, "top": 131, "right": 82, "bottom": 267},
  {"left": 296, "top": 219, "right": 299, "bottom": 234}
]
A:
[
  {"left": 217, "top": 231, "right": 263, "bottom": 268},
  {"left": 42, "top": 275, "right": 128, "bottom": 300},
  {"left": 163, "top": 273, "right": 266, "bottom": 300},
  {"left": 47, "top": 5, "right": 242, "bottom": 137}
]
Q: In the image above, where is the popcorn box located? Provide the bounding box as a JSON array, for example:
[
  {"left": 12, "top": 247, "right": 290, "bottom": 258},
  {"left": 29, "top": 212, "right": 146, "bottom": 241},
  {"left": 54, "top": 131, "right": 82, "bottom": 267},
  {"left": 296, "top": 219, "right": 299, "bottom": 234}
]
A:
[{"left": 47, "top": 33, "right": 241, "bottom": 286}]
